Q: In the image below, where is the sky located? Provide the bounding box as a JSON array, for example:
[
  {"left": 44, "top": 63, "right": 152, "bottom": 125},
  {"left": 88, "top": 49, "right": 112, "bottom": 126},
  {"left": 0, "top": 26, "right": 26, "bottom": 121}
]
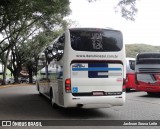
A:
[{"left": 68, "top": 0, "right": 160, "bottom": 46}]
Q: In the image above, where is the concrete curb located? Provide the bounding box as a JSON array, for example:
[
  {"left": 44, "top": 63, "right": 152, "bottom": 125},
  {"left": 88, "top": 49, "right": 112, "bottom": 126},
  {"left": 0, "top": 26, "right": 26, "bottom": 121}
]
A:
[{"left": 0, "top": 84, "right": 34, "bottom": 89}]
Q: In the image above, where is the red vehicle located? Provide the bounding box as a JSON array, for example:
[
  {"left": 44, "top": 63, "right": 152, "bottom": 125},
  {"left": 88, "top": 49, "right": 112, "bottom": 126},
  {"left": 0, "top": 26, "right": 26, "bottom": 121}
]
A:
[
  {"left": 125, "top": 58, "right": 137, "bottom": 91},
  {"left": 135, "top": 52, "right": 160, "bottom": 95}
]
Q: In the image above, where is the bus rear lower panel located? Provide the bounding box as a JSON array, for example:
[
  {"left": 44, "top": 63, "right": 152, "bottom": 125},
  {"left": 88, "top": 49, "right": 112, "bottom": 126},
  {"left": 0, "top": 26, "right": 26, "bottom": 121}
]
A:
[{"left": 63, "top": 92, "right": 125, "bottom": 108}]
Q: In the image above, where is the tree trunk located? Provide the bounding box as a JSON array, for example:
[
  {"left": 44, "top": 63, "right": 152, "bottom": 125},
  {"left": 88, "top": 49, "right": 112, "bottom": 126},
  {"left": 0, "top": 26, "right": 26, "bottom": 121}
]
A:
[
  {"left": 28, "top": 66, "right": 33, "bottom": 83},
  {"left": 2, "top": 48, "right": 11, "bottom": 85},
  {"left": 12, "top": 68, "right": 21, "bottom": 83}
]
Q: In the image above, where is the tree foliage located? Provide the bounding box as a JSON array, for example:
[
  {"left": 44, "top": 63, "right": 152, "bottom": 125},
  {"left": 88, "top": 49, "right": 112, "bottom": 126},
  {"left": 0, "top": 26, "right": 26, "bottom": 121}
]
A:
[
  {"left": 116, "top": 0, "right": 138, "bottom": 21},
  {"left": 0, "top": 0, "right": 70, "bottom": 49},
  {"left": 0, "top": 0, "right": 71, "bottom": 84},
  {"left": 0, "top": 0, "right": 70, "bottom": 33}
]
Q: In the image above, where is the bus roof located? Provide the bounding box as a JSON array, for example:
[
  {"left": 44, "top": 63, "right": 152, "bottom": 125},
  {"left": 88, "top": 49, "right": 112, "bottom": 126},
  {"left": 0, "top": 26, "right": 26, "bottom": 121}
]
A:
[
  {"left": 69, "top": 27, "right": 121, "bottom": 32},
  {"left": 126, "top": 57, "right": 135, "bottom": 61}
]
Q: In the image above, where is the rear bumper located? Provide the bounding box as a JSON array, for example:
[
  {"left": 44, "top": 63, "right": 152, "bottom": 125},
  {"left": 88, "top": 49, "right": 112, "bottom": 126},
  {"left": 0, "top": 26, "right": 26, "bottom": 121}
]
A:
[
  {"left": 63, "top": 92, "right": 125, "bottom": 108},
  {"left": 136, "top": 85, "right": 160, "bottom": 92}
]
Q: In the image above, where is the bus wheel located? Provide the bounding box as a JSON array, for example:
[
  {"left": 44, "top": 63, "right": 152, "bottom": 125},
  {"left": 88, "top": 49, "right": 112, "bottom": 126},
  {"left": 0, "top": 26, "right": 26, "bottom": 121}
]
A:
[
  {"left": 50, "top": 89, "right": 59, "bottom": 109},
  {"left": 37, "top": 84, "right": 39, "bottom": 91},
  {"left": 37, "top": 84, "right": 42, "bottom": 95},
  {"left": 126, "top": 88, "right": 130, "bottom": 92},
  {"left": 147, "top": 92, "right": 154, "bottom": 96}
]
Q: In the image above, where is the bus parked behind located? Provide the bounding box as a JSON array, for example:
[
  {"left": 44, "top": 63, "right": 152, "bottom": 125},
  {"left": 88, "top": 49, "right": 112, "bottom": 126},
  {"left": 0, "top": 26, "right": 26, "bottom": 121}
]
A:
[{"left": 135, "top": 52, "right": 160, "bottom": 95}]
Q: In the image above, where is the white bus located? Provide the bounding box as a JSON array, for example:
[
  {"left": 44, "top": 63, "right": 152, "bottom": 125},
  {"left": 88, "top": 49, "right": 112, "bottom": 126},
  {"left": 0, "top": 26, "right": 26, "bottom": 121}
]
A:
[{"left": 36, "top": 28, "right": 126, "bottom": 108}]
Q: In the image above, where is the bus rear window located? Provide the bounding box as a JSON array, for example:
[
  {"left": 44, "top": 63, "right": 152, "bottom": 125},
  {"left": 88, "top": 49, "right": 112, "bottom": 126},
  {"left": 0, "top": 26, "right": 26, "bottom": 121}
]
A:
[
  {"left": 70, "top": 29, "right": 123, "bottom": 52},
  {"left": 136, "top": 53, "right": 160, "bottom": 64},
  {"left": 137, "top": 59, "right": 160, "bottom": 64}
]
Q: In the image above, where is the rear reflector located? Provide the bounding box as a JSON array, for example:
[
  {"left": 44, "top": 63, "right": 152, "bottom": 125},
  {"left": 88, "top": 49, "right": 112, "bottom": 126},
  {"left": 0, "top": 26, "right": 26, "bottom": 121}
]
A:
[{"left": 65, "top": 78, "right": 71, "bottom": 93}]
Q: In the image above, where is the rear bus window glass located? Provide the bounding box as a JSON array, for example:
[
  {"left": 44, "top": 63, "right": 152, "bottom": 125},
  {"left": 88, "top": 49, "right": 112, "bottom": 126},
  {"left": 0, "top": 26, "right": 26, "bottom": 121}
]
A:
[
  {"left": 70, "top": 29, "right": 123, "bottom": 52},
  {"left": 137, "top": 53, "right": 160, "bottom": 64}
]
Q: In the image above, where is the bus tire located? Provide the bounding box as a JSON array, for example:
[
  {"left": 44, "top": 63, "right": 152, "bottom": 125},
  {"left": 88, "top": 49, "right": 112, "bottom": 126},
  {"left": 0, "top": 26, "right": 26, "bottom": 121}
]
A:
[
  {"left": 147, "top": 92, "right": 154, "bottom": 96},
  {"left": 126, "top": 88, "right": 130, "bottom": 92},
  {"left": 50, "top": 89, "right": 59, "bottom": 109},
  {"left": 37, "top": 84, "right": 39, "bottom": 91},
  {"left": 37, "top": 84, "right": 42, "bottom": 95}
]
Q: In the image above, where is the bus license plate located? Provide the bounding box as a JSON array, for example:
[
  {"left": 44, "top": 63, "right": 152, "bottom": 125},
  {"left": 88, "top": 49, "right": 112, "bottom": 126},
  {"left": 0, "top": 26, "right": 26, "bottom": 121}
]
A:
[{"left": 92, "top": 92, "right": 104, "bottom": 96}]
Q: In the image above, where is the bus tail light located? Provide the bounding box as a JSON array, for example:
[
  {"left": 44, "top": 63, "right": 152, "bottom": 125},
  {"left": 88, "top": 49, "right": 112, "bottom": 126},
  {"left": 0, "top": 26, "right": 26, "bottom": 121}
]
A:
[{"left": 65, "top": 78, "right": 71, "bottom": 93}]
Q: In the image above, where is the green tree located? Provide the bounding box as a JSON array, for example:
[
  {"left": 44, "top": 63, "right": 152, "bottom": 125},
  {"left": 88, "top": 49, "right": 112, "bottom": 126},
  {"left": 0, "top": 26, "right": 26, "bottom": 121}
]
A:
[
  {"left": 0, "top": 0, "right": 71, "bottom": 52},
  {"left": 22, "top": 30, "right": 61, "bottom": 83},
  {"left": 0, "top": 0, "right": 71, "bottom": 84}
]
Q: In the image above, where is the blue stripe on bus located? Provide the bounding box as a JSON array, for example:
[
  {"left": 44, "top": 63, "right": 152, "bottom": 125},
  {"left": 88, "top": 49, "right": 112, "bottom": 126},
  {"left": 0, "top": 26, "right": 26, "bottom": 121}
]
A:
[{"left": 72, "top": 67, "right": 122, "bottom": 71}]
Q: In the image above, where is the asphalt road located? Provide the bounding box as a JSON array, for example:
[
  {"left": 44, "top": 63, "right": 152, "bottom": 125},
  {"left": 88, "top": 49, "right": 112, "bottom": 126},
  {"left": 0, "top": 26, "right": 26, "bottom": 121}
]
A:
[{"left": 0, "top": 85, "right": 160, "bottom": 129}]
